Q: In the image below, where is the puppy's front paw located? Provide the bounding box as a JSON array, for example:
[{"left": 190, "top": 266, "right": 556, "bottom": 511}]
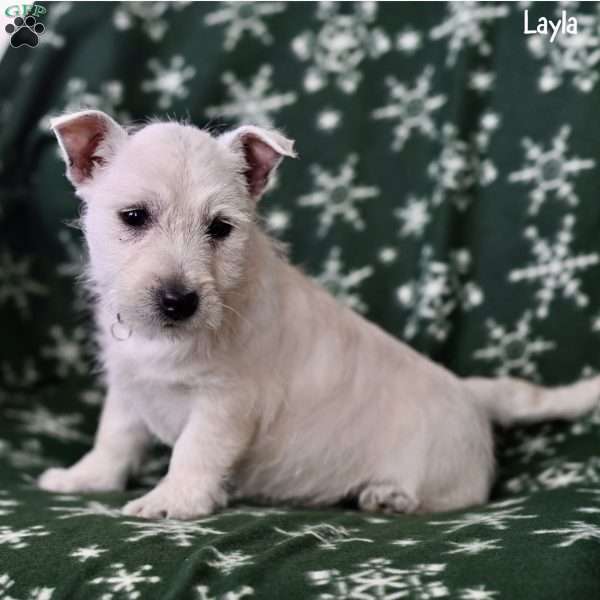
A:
[
  {"left": 122, "top": 482, "right": 222, "bottom": 520},
  {"left": 38, "top": 465, "right": 125, "bottom": 494}
]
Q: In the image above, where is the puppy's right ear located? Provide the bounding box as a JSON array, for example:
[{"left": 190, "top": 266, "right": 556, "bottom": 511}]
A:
[{"left": 50, "top": 110, "right": 127, "bottom": 187}]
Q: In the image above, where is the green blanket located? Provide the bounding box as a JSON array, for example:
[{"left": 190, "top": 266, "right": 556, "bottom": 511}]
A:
[{"left": 1, "top": 2, "right": 599, "bottom": 598}]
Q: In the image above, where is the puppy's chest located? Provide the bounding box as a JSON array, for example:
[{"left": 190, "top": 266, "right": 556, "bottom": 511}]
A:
[{"left": 131, "top": 381, "right": 195, "bottom": 445}]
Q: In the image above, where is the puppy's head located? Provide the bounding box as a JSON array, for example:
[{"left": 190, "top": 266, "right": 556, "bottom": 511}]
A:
[{"left": 51, "top": 110, "right": 295, "bottom": 338}]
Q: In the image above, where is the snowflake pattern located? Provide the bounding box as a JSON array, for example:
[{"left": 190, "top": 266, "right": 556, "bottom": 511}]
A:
[
  {"left": 533, "top": 520, "right": 600, "bottom": 547},
  {"left": 445, "top": 538, "right": 501, "bottom": 555},
  {"left": 428, "top": 114, "right": 499, "bottom": 210},
  {"left": 89, "top": 563, "right": 160, "bottom": 600},
  {"left": 292, "top": 1, "right": 390, "bottom": 93},
  {"left": 372, "top": 67, "right": 446, "bottom": 151},
  {"left": 307, "top": 559, "right": 448, "bottom": 600},
  {"left": 0, "top": 525, "right": 49, "bottom": 550},
  {"left": 6, "top": 405, "right": 89, "bottom": 443},
  {"left": 298, "top": 154, "right": 379, "bottom": 237},
  {"left": 508, "top": 127, "right": 595, "bottom": 215},
  {"left": 204, "top": 547, "right": 254, "bottom": 576},
  {"left": 397, "top": 246, "right": 483, "bottom": 341},
  {"left": 430, "top": 2, "right": 509, "bottom": 67},
  {"left": 204, "top": 2, "right": 285, "bottom": 51},
  {"left": 0, "top": 249, "right": 46, "bottom": 319},
  {"left": 0, "top": 573, "right": 54, "bottom": 600},
  {"left": 124, "top": 519, "right": 224, "bottom": 547},
  {"left": 113, "top": 2, "right": 189, "bottom": 41},
  {"left": 206, "top": 65, "right": 297, "bottom": 128},
  {"left": 41, "top": 326, "right": 89, "bottom": 378},
  {"left": 505, "top": 457, "right": 600, "bottom": 494},
  {"left": 473, "top": 311, "right": 556, "bottom": 379},
  {"left": 314, "top": 247, "right": 374, "bottom": 314},
  {"left": 527, "top": 3, "right": 600, "bottom": 93},
  {"left": 274, "top": 523, "right": 373, "bottom": 551},
  {"left": 196, "top": 585, "right": 255, "bottom": 600},
  {"left": 70, "top": 544, "right": 108, "bottom": 562},
  {"left": 429, "top": 500, "right": 536, "bottom": 535},
  {"left": 508, "top": 215, "right": 599, "bottom": 319},
  {"left": 141, "top": 55, "right": 196, "bottom": 109},
  {"left": 40, "top": 78, "right": 126, "bottom": 131}
]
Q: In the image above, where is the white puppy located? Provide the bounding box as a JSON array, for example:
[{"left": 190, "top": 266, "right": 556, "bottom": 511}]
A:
[{"left": 38, "top": 110, "right": 600, "bottom": 519}]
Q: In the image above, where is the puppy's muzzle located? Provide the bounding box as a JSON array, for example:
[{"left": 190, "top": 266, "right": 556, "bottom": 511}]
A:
[{"left": 157, "top": 287, "right": 199, "bottom": 322}]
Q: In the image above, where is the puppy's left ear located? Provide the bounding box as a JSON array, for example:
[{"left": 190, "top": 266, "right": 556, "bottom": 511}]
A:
[
  {"left": 220, "top": 125, "right": 297, "bottom": 200},
  {"left": 50, "top": 110, "right": 127, "bottom": 188}
]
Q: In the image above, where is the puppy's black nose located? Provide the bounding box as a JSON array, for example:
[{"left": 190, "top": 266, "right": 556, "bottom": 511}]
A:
[{"left": 158, "top": 288, "right": 199, "bottom": 321}]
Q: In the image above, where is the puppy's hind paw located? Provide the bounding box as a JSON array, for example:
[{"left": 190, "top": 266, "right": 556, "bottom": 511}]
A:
[{"left": 358, "top": 483, "right": 419, "bottom": 514}]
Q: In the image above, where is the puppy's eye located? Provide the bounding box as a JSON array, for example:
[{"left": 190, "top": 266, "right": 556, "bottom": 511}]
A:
[
  {"left": 207, "top": 217, "right": 233, "bottom": 241},
  {"left": 120, "top": 207, "right": 150, "bottom": 228}
]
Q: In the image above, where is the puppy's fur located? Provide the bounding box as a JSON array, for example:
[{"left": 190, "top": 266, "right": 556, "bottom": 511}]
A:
[{"left": 39, "top": 110, "right": 600, "bottom": 519}]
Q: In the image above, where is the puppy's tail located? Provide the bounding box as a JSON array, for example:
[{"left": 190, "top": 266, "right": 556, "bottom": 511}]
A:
[{"left": 464, "top": 375, "right": 600, "bottom": 427}]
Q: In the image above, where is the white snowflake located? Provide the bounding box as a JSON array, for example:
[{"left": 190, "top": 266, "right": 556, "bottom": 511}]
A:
[
  {"left": 314, "top": 247, "right": 374, "bottom": 314},
  {"left": 378, "top": 247, "right": 398, "bottom": 265},
  {"left": 0, "top": 573, "right": 54, "bottom": 600},
  {"left": 372, "top": 67, "right": 446, "bottom": 151},
  {"left": 316, "top": 108, "right": 342, "bottom": 132},
  {"left": 263, "top": 208, "right": 290, "bottom": 235},
  {"left": 41, "top": 325, "right": 89, "bottom": 377},
  {"left": 141, "top": 55, "right": 196, "bottom": 109},
  {"left": 40, "top": 78, "right": 126, "bottom": 131},
  {"left": 51, "top": 501, "right": 122, "bottom": 519},
  {"left": 0, "top": 249, "right": 46, "bottom": 319},
  {"left": 206, "top": 65, "right": 296, "bottom": 128},
  {"left": 429, "top": 502, "right": 536, "bottom": 534},
  {"left": 204, "top": 2, "right": 285, "bottom": 51},
  {"left": 508, "top": 215, "right": 599, "bottom": 319},
  {"left": 469, "top": 69, "right": 495, "bottom": 93},
  {"left": 396, "top": 28, "right": 422, "bottom": 54},
  {"left": 204, "top": 547, "right": 253, "bottom": 575},
  {"left": 70, "top": 544, "right": 108, "bottom": 562},
  {"left": 0, "top": 525, "right": 49, "bottom": 550},
  {"left": 459, "top": 586, "right": 499, "bottom": 600},
  {"left": 38, "top": 1, "right": 71, "bottom": 49},
  {"left": 292, "top": 1, "right": 390, "bottom": 94},
  {"left": 527, "top": 3, "right": 600, "bottom": 93},
  {"left": 445, "top": 538, "right": 501, "bottom": 555},
  {"left": 533, "top": 520, "right": 600, "bottom": 547},
  {"left": 0, "top": 438, "right": 52, "bottom": 470},
  {"left": 428, "top": 115, "right": 499, "bottom": 210},
  {"left": 298, "top": 154, "right": 379, "bottom": 236},
  {"left": 0, "top": 492, "right": 18, "bottom": 517},
  {"left": 196, "top": 585, "right": 254, "bottom": 600},
  {"left": 505, "top": 457, "right": 600, "bottom": 493},
  {"left": 395, "top": 196, "right": 431, "bottom": 239},
  {"left": 124, "top": 519, "right": 224, "bottom": 547},
  {"left": 90, "top": 563, "right": 160, "bottom": 600},
  {"left": 113, "top": 2, "right": 189, "bottom": 41},
  {"left": 6, "top": 405, "right": 89, "bottom": 443},
  {"left": 274, "top": 523, "right": 373, "bottom": 551},
  {"left": 397, "top": 246, "right": 483, "bottom": 342},
  {"left": 430, "top": 2, "right": 509, "bottom": 67},
  {"left": 1, "top": 358, "right": 39, "bottom": 390},
  {"left": 473, "top": 311, "right": 556, "bottom": 379},
  {"left": 308, "top": 559, "right": 448, "bottom": 600},
  {"left": 56, "top": 229, "right": 84, "bottom": 280},
  {"left": 508, "top": 126, "right": 595, "bottom": 214},
  {"left": 504, "top": 425, "right": 566, "bottom": 464}
]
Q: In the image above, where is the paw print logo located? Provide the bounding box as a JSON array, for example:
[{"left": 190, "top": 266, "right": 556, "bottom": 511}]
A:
[{"left": 5, "top": 15, "right": 45, "bottom": 48}]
